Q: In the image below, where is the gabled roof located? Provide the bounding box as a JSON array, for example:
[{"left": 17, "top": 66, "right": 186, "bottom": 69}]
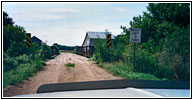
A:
[
  {"left": 32, "top": 36, "right": 42, "bottom": 42},
  {"left": 87, "top": 31, "right": 114, "bottom": 39},
  {"left": 82, "top": 31, "right": 114, "bottom": 46},
  {"left": 31, "top": 36, "right": 46, "bottom": 45}
]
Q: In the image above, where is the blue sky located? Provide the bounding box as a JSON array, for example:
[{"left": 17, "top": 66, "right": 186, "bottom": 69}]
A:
[{"left": 3, "top": 2, "right": 148, "bottom": 46}]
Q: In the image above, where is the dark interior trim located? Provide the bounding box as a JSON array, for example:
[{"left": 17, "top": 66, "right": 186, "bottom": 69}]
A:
[{"left": 37, "top": 79, "right": 190, "bottom": 93}]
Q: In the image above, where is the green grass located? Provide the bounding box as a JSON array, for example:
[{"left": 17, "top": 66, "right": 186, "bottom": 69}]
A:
[
  {"left": 65, "top": 63, "right": 75, "bottom": 67},
  {"left": 3, "top": 57, "right": 44, "bottom": 88},
  {"left": 98, "top": 62, "right": 167, "bottom": 80}
]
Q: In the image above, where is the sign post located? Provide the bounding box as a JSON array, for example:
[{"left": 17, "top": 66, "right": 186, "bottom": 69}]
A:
[
  {"left": 130, "top": 28, "right": 141, "bottom": 70},
  {"left": 26, "top": 33, "right": 32, "bottom": 56},
  {"left": 26, "top": 33, "right": 32, "bottom": 48},
  {"left": 106, "top": 34, "right": 111, "bottom": 48}
]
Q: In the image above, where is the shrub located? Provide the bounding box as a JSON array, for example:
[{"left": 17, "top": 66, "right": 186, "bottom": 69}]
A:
[
  {"left": 72, "top": 48, "right": 77, "bottom": 54},
  {"left": 93, "top": 39, "right": 125, "bottom": 62},
  {"left": 6, "top": 41, "right": 27, "bottom": 57},
  {"left": 134, "top": 49, "right": 158, "bottom": 74},
  {"left": 53, "top": 45, "right": 60, "bottom": 55},
  {"left": 3, "top": 24, "right": 26, "bottom": 52},
  {"left": 30, "top": 42, "right": 41, "bottom": 60},
  {"left": 3, "top": 53, "right": 30, "bottom": 72},
  {"left": 3, "top": 54, "right": 44, "bottom": 88},
  {"left": 40, "top": 45, "right": 52, "bottom": 60},
  {"left": 98, "top": 62, "right": 163, "bottom": 80}
]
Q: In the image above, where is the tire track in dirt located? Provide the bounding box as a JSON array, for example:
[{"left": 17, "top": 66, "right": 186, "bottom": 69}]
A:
[{"left": 3, "top": 53, "right": 121, "bottom": 97}]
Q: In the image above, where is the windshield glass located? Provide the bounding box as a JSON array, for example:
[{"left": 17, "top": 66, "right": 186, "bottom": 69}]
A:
[{"left": 2, "top": 2, "right": 190, "bottom": 97}]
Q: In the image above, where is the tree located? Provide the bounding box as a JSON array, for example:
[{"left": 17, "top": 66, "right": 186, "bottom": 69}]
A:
[
  {"left": 3, "top": 11, "right": 14, "bottom": 26},
  {"left": 3, "top": 12, "right": 26, "bottom": 52},
  {"left": 3, "top": 25, "right": 26, "bottom": 51}
]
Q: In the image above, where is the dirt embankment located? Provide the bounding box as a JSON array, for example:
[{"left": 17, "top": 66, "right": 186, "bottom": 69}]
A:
[{"left": 3, "top": 53, "right": 121, "bottom": 97}]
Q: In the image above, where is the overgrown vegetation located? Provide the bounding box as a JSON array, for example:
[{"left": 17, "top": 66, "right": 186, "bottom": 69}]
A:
[
  {"left": 92, "top": 3, "right": 190, "bottom": 81},
  {"left": 3, "top": 11, "right": 58, "bottom": 88},
  {"left": 52, "top": 44, "right": 60, "bottom": 55},
  {"left": 3, "top": 54, "right": 45, "bottom": 88},
  {"left": 72, "top": 48, "right": 77, "bottom": 54},
  {"left": 98, "top": 62, "right": 167, "bottom": 80}
]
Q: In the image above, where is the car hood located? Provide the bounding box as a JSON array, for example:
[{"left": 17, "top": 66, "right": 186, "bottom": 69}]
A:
[{"left": 13, "top": 87, "right": 190, "bottom": 97}]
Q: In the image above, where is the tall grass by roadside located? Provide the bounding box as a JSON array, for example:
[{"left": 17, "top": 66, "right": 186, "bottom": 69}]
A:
[
  {"left": 97, "top": 62, "right": 167, "bottom": 80},
  {"left": 3, "top": 54, "right": 45, "bottom": 88}
]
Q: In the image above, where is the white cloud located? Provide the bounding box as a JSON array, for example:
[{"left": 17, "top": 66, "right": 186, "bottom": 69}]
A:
[
  {"left": 4, "top": 5, "right": 81, "bottom": 22},
  {"left": 49, "top": 8, "right": 81, "bottom": 13},
  {"left": 114, "top": 7, "right": 132, "bottom": 13}
]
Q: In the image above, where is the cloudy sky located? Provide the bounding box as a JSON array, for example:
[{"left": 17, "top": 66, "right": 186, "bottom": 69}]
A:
[{"left": 3, "top": 2, "right": 148, "bottom": 46}]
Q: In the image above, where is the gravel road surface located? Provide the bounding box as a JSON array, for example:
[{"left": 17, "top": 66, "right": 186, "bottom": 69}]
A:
[{"left": 3, "top": 53, "right": 121, "bottom": 97}]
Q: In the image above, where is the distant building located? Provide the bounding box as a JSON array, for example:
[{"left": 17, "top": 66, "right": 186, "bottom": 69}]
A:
[
  {"left": 31, "top": 36, "right": 45, "bottom": 47},
  {"left": 77, "top": 31, "right": 114, "bottom": 57},
  {"left": 82, "top": 31, "right": 114, "bottom": 47}
]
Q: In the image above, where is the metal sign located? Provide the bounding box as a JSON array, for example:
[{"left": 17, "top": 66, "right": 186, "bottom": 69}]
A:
[
  {"left": 26, "top": 33, "right": 32, "bottom": 48},
  {"left": 106, "top": 34, "right": 111, "bottom": 48},
  {"left": 130, "top": 28, "right": 141, "bottom": 43}
]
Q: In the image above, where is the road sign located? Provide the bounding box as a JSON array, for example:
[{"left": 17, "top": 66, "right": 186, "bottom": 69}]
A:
[
  {"left": 106, "top": 34, "right": 111, "bottom": 48},
  {"left": 130, "top": 28, "right": 141, "bottom": 43},
  {"left": 26, "top": 33, "right": 32, "bottom": 48}
]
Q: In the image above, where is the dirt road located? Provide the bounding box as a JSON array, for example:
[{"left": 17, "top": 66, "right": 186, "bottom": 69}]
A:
[{"left": 3, "top": 53, "right": 121, "bottom": 97}]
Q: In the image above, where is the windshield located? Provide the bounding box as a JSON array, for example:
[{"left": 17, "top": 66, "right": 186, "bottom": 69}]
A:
[{"left": 2, "top": 2, "right": 190, "bottom": 98}]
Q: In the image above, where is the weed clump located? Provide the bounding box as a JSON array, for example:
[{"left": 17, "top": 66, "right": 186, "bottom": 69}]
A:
[{"left": 65, "top": 63, "right": 75, "bottom": 67}]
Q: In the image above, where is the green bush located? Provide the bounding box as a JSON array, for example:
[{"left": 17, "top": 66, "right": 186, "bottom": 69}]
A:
[
  {"left": 134, "top": 49, "right": 158, "bottom": 74},
  {"left": 98, "top": 62, "right": 164, "bottom": 80},
  {"left": 3, "top": 54, "right": 44, "bottom": 88},
  {"left": 72, "top": 48, "right": 77, "bottom": 54},
  {"left": 40, "top": 45, "right": 52, "bottom": 60},
  {"left": 53, "top": 45, "right": 60, "bottom": 55},
  {"left": 30, "top": 42, "right": 42, "bottom": 60},
  {"left": 93, "top": 39, "right": 125, "bottom": 62},
  {"left": 6, "top": 41, "right": 27, "bottom": 57},
  {"left": 3, "top": 53, "right": 30, "bottom": 72},
  {"left": 3, "top": 24, "right": 26, "bottom": 52}
]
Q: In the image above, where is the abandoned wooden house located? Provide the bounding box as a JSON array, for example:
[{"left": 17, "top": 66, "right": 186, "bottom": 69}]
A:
[{"left": 76, "top": 31, "right": 114, "bottom": 57}]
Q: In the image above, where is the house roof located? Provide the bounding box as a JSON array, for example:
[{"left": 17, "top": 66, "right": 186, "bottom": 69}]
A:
[
  {"left": 31, "top": 36, "right": 46, "bottom": 45},
  {"left": 82, "top": 31, "right": 114, "bottom": 46},
  {"left": 87, "top": 31, "right": 114, "bottom": 39},
  {"left": 32, "top": 36, "right": 42, "bottom": 42}
]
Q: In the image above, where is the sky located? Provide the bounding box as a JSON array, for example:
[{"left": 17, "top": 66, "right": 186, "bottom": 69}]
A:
[{"left": 3, "top": 2, "right": 148, "bottom": 46}]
